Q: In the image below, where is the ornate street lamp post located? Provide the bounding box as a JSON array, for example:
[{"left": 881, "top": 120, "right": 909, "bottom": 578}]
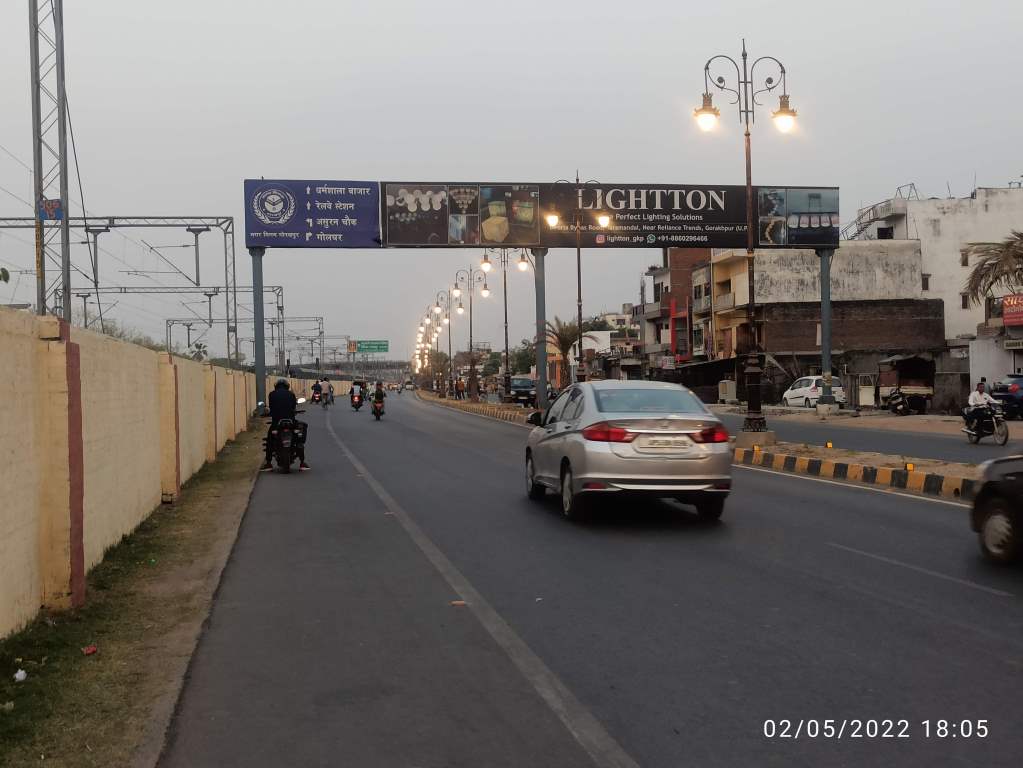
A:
[
  {"left": 481, "top": 248, "right": 530, "bottom": 398},
  {"left": 694, "top": 39, "right": 797, "bottom": 432},
  {"left": 434, "top": 289, "right": 454, "bottom": 396},
  {"left": 544, "top": 174, "right": 611, "bottom": 382},
  {"left": 454, "top": 264, "right": 490, "bottom": 401}
]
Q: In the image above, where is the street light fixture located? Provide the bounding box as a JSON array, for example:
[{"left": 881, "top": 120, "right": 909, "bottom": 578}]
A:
[
  {"left": 456, "top": 302, "right": 464, "bottom": 315},
  {"left": 545, "top": 173, "right": 612, "bottom": 382},
  {"left": 771, "top": 94, "right": 797, "bottom": 133},
  {"left": 433, "top": 303, "right": 442, "bottom": 315},
  {"left": 696, "top": 38, "right": 795, "bottom": 433},
  {"left": 694, "top": 92, "right": 721, "bottom": 131},
  {"left": 480, "top": 253, "right": 492, "bottom": 273},
  {"left": 480, "top": 283, "right": 491, "bottom": 298},
  {"left": 516, "top": 252, "right": 529, "bottom": 271}
]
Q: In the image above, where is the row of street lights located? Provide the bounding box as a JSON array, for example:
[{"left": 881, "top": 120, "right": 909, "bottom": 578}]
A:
[{"left": 412, "top": 250, "right": 533, "bottom": 401}]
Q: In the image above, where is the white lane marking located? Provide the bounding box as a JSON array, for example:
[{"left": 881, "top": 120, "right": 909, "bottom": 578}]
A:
[
  {"left": 735, "top": 464, "right": 970, "bottom": 509},
  {"left": 827, "top": 543, "right": 1013, "bottom": 598},
  {"left": 324, "top": 417, "right": 640, "bottom": 768}
]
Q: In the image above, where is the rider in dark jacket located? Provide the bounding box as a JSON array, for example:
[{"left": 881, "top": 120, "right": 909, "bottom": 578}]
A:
[{"left": 262, "top": 379, "right": 308, "bottom": 470}]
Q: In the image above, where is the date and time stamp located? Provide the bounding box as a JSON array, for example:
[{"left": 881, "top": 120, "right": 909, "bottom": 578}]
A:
[{"left": 762, "top": 719, "right": 990, "bottom": 740}]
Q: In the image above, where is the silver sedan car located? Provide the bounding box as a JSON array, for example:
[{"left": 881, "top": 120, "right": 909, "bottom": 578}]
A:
[{"left": 525, "top": 380, "right": 732, "bottom": 519}]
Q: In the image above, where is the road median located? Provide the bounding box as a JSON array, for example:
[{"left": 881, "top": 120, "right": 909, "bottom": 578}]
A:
[
  {"left": 417, "top": 390, "right": 531, "bottom": 425},
  {"left": 417, "top": 390, "right": 979, "bottom": 502}
]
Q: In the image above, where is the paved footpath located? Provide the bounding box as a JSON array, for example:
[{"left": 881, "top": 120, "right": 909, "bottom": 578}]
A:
[{"left": 158, "top": 404, "right": 598, "bottom": 768}]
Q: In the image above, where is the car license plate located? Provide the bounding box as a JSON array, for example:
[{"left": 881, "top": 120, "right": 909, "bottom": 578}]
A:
[{"left": 636, "top": 434, "right": 692, "bottom": 451}]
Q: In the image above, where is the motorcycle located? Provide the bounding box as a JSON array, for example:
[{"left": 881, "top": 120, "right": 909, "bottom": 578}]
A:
[
  {"left": 964, "top": 405, "right": 1010, "bottom": 446},
  {"left": 351, "top": 394, "right": 363, "bottom": 411},
  {"left": 886, "top": 388, "right": 910, "bottom": 416},
  {"left": 321, "top": 390, "right": 332, "bottom": 410},
  {"left": 263, "top": 398, "right": 307, "bottom": 473},
  {"left": 311, "top": 390, "right": 322, "bottom": 406},
  {"left": 372, "top": 399, "right": 384, "bottom": 421}
]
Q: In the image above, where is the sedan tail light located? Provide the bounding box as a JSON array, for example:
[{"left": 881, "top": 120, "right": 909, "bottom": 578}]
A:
[
  {"left": 1011, "top": 383, "right": 1020, "bottom": 393},
  {"left": 691, "top": 425, "right": 730, "bottom": 443},
  {"left": 582, "top": 422, "right": 636, "bottom": 443}
]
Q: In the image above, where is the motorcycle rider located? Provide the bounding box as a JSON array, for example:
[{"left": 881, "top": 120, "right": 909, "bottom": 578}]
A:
[
  {"left": 261, "top": 378, "right": 309, "bottom": 471},
  {"left": 322, "top": 376, "right": 334, "bottom": 404},
  {"left": 372, "top": 380, "right": 387, "bottom": 412},
  {"left": 963, "top": 380, "right": 998, "bottom": 435},
  {"left": 310, "top": 378, "right": 323, "bottom": 402},
  {"left": 351, "top": 380, "right": 363, "bottom": 407}
]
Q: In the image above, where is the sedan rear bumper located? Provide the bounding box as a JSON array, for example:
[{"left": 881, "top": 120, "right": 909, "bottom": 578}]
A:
[{"left": 569, "top": 442, "right": 733, "bottom": 495}]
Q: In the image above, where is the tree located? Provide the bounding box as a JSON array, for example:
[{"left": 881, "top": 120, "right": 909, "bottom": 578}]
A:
[
  {"left": 190, "top": 342, "right": 208, "bottom": 361},
  {"left": 511, "top": 338, "right": 535, "bottom": 374},
  {"left": 0, "top": 267, "right": 9, "bottom": 283},
  {"left": 482, "top": 351, "right": 501, "bottom": 376},
  {"left": 581, "top": 317, "right": 612, "bottom": 332},
  {"left": 545, "top": 316, "right": 596, "bottom": 385},
  {"left": 965, "top": 231, "right": 1023, "bottom": 305}
]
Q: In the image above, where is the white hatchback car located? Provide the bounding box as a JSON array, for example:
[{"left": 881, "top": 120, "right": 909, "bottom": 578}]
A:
[{"left": 781, "top": 376, "right": 846, "bottom": 408}]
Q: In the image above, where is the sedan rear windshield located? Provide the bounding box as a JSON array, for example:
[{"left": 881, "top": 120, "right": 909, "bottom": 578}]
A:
[{"left": 593, "top": 388, "right": 706, "bottom": 414}]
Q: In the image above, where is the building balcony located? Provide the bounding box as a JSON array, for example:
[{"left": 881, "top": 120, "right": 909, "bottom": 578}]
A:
[
  {"left": 692, "top": 295, "right": 712, "bottom": 313},
  {"left": 639, "top": 302, "right": 664, "bottom": 320},
  {"left": 714, "top": 292, "right": 734, "bottom": 311}
]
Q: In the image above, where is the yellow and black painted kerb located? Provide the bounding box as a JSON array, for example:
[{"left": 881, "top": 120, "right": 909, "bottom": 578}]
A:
[
  {"left": 733, "top": 448, "right": 978, "bottom": 502},
  {"left": 418, "top": 393, "right": 980, "bottom": 503}
]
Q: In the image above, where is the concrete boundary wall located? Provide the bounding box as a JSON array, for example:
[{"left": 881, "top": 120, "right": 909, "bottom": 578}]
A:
[{"left": 0, "top": 308, "right": 255, "bottom": 639}]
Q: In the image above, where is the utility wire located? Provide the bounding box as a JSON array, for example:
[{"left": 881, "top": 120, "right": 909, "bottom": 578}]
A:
[{"left": 66, "top": 89, "right": 106, "bottom": 331}]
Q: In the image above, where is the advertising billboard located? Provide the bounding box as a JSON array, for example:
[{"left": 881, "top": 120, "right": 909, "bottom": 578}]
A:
[
  {"left": 244, "top": 179, "right": 380, "bottom": 249},
  {"left": 245, "top": 180, "right": 839, "bottom": 249}
]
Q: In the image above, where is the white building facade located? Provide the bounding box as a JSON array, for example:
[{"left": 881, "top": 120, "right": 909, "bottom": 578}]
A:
[{"left": 848, "top": 186, "right": 1023, "bottom": 341}]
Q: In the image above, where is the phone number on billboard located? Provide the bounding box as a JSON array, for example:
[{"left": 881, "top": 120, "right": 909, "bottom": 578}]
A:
[{"left": 662, "top": 235, "right": 710, "bottom": 243}]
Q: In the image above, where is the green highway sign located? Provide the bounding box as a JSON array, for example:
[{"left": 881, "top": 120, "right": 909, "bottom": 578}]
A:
[{"left": 356, "top": 340, "right": 389, "bottom": 354}]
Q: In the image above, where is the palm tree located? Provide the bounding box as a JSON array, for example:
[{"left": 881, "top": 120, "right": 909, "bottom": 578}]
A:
[
  {"left": 190, "top": 341, "right": 208, "bottom": 362},
  {"left": 545, "top": 316, "right": 596, "bottom": 386},
  {"left": 965, "top": 230, "right": 1023, "bottom": 306}
]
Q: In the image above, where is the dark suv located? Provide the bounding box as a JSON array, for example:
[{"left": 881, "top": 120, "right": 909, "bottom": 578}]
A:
[
  {"left": 971, "top": 455, "right": 1023, "bottom": 563},
  {"left": 504, "top": 376, "right": 555, "bottom": 407},
  {"left": 990, "top": 373, "right": 1023, "bottom": 419}
]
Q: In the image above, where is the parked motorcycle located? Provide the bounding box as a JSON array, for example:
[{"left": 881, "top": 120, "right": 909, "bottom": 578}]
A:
[
  {"left": 964, "top": 405, "right": 1010, "bottom": 446},
  {"left": 372, "top": 399, "right": 384, "bottom": 421},
  {"left": 886, "top": 388, "right": 910, "bottom": 416},
  {"left": 262, "top": 398, "right": 307, "bottom": 473},
  {"left": 351, "top": 394, "right": 363, "bottom": 411}
]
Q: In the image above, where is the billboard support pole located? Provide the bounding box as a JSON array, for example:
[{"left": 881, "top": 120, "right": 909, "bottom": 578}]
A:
[
  {"left": 817, "top": 247, "right": 835, "bottom": 405},
  {"left": 531, "top": 248, "right": 549, "bottom": 411},
  {"left": 250, "top": 246, "right": 266, "bottom": 410}
]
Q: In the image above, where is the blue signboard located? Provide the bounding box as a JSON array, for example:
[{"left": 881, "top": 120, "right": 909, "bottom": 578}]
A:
[{"left": 244, "top": 179, "right": 381, "bottom": 249}]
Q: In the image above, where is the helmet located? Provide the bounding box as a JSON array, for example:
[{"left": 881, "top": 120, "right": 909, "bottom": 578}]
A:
[
  {"left": 275, "top": 378, "right": 290, "bottom": 389},
  {"left": 376, "top": 380, "right": 383, "bottom": 386},
  {"left": 322, "top": 376, "right": 329, "bottom": 381}
]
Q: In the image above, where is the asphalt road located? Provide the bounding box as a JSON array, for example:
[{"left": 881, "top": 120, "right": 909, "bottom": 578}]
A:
[
  {"left": 716, "top": 411, "right": 1023, "bottom": 464},
  {"left": 161, "top": 394, "right": 1023, "bottom": 768}
]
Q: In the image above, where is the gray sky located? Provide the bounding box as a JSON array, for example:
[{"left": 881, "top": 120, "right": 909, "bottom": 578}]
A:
[{"left": 1, "top": 0, "right": 1020, "bottom": 361}]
